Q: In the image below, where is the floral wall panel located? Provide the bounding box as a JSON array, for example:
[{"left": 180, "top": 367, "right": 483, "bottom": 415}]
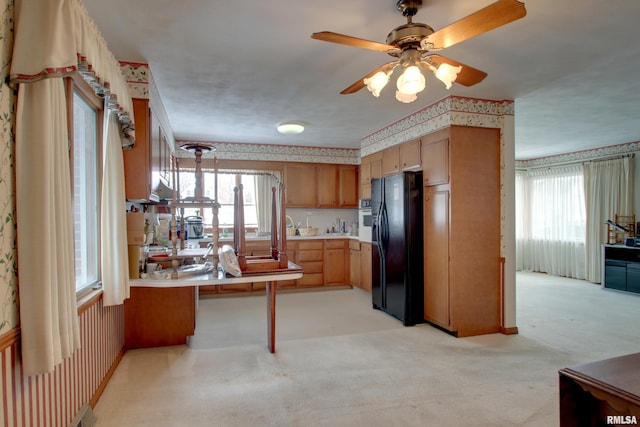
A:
[{"left": 0, "top": 0, "right": 17, "bottom": 333}]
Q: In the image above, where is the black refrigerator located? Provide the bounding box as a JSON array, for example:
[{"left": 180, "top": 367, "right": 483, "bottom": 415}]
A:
[{"left": 371, "top": 171, "right": 423, "bottom": 326}]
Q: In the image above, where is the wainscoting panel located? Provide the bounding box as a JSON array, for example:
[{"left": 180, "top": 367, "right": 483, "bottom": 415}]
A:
[{"left": 0, "top": 295, "right": 124, "bottom": 427}]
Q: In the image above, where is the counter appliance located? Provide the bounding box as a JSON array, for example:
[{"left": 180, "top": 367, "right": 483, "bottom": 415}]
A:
[
  {"left": 371, "top": 172, "right": 423, "bottom": 326},
  {"left": 185, "top": 216, "right": 204, "bottom": 239}
]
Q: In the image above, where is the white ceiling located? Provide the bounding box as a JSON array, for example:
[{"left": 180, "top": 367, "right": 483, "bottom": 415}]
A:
[{"left": 84, "top": 0, "right": 640, "bottom": 160}]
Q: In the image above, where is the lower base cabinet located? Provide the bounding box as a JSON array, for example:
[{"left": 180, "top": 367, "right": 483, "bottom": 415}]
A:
[
  {"left": 125, "top": 286, "right": 196, "bottom": 349},
  {"left": 325, "top": 240, "right": 348, "bottom": 286},
  {"left": 294, "top": 240, "right": 325, "bottom": 287},
  {"left": 349, "top": 240, "right": 361, "bottom": 287}
]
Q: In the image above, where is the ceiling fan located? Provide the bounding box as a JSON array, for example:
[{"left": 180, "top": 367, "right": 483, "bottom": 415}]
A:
[{"left": 311, "top": 0, "right": 526, "bottom": 103}]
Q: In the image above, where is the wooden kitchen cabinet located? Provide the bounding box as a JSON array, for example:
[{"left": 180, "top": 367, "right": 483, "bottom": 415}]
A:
[
  {"left": 349, "top": 240, "right": 361, "bottom": 287},
  {"left": 423, "top": 189, "right": 450, "bottom": 328},
  {"left": 325, "top": 239, "right": 348, "bottom": 286},
  {"left": 293, "top": 240, "right": 324, "bottom": 287},
  {"left": 360, "top": 242, "right": 372, "bottom": 293},
  {"left": 422, "top": 137, "right": 449, "bottom": 186},
  {"left": 338, "top": 165, "right": 358, "bottom": 208},
  {"left": 124, "top": 286, "right": 196, "bottom": 349},
  {"left": 150, "top": 108, "right": 172, "bottom": 190},
  {"left": 285, "top": 163, "right": 358, "bottom": 209},
  {"left": 382, "top": 146, "right": 400, "bottom": 176},
  {"left": 124, "top": 98, "right": 173, "bottom": 201},
  {"left": 400, "top": 138, "right": 421, "bottom": 171},
  {"left": 360, "top": 152, "right": 382, "bottom": 199},
  {"left": 317, "top": 164, "right": 338, "bottom": 207},
  {"left": 124, "top": 99, "right": 152, "bottom": 200},
  {"left": 284, "top": 163, "right": 318, "bottom": 208},
  {"left": 422, "top": 126, "right": 501, "bottom": 337}
]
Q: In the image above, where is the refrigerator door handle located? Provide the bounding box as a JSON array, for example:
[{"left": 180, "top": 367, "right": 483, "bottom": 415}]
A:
[{"left": 380, "top": 203, "right": 389, "bottom": 253}]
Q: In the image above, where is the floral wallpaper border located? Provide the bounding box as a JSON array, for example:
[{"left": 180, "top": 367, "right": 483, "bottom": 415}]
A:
[
  {"left": 175, "top": 140, "right": 361, "bottom": 165},
  {"left": 361, "top": 95, "right": 514, "bottom": 156},
  {"left": 120, "top": 61, "right": 149, "bottom": 99},
  {"left": 516, "top": 140, "right": 640, "bottom": 169}
]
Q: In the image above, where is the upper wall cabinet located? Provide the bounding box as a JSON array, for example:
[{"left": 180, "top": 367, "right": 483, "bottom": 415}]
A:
[
  {"left": 360, "top": 152, "right": 383, "bottom": 199},
  {"left": 124, "top": 99, "right": 173, "bottom": 201},
  {"left": 284, "top": 163, "right": 318, "bottom": 208},
  {"left": 382, "top": 138, "right": 422, "bottom": 176},
  {"left": 400, "top": 138, "right": 422, "bottom": 171},
  {"left": 382, "top": 146, "right": 400, "bottom": 176},
  {"left": 284, "top": 163, "right": 358, "bottom": 208},
  {"left": 124, "top": 99, "right": 153, "bottom": 200},
  {"left": 317, "top": 164, "right": 338, "bottom": 208},
  {"left": 150, "top": 108, "right": 172, "bottom": 191},
  {"left": 337, "top": 165, "right": 358, "bottom": 208},
  {"left": 422, "top": 138, "right": 449, "bottom": 186}
]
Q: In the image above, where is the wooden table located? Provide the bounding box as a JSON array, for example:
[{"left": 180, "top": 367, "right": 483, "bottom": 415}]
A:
[
  {"left": 559, "top": 352, "right": 640, "bottom": 426},
  {"left": 126, "top": 263, "right": 303, "bottom": 352}
]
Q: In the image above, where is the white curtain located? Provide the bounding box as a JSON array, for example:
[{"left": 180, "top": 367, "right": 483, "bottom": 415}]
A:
[
  {"left": 101, "top": 110, "right": 130, "bottom": 305},
  {"left": 255, "top": 172, "right": 282, "bottom": 233},
  {"left": 15, "top": 79, "right": 81, "bottom": 376},
  {"left": 11, "top": 0, "right": 134, "bottom": 375},
  {"left": 583, "top": 157, "right": 634, "bottom": 283},
  {"left": 516, "top": 165, "right": 586, "bottom": 279}
]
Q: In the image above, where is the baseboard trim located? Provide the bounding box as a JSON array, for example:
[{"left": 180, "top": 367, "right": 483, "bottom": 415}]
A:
[{"left": 500, "top": 326, "right": 519, "bottom": 335}]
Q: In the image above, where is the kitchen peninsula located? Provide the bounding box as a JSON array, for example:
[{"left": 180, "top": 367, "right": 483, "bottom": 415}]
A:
[{"left": 125, "top": 261, "right": 303, "bottom": 352}]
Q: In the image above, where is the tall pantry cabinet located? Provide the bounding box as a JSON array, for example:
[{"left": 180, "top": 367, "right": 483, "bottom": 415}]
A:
[{"left": 422, "top": 126, "right": 501, "bottom": 337}]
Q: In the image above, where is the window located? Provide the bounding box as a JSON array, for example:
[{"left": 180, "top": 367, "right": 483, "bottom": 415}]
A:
[
  {"left": 517, "top": 166, "right": 586, "bottom": 243},
  {"left": 177, "top": 171, "right": 258, "bottom": 229},
  {"left": 515, "top": 165, "right": 587, "bottom": 278},
  {"left": 69, "top": 77, "right": 102, "bottom": 292}
]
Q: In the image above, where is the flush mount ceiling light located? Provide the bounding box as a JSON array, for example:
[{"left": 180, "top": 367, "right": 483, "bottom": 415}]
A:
[
  {"left": 311, "top": 0, "right": 527, "bottom": 103},
  {"left": 277, "top": 122, "right": 306, "bottom": 135}
]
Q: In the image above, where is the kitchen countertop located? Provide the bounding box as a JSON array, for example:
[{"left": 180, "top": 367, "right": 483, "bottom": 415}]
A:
[{"left": 198, "top": 234, "right": 360, "bottom": 243}]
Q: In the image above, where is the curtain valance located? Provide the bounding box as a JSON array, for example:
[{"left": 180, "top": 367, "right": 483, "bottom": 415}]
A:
[{"left": 10, "top": 0, "right": 135, "bottom": 145}]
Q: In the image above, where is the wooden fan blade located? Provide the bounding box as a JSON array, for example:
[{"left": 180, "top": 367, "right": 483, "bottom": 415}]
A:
[
  {"left": 426, "top": 55, "right": 488, "bottom": 87},
  {"left": 311, "top": 31, "right": 399, "bottom": 54},
  {"left": 426, "top": 0, "right": 526, "bottom": 49},
  {"left": 340, "top": 62, "right": 397, "bottom": 94}
]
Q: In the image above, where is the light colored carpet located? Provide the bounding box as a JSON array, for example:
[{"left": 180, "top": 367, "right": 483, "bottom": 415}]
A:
[{"left": 94, "top": 272, "right": 640, "bottom": 426}]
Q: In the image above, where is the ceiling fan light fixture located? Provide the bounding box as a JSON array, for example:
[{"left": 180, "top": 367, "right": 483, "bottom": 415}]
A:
[
  {"left": 396, "top": 65, "right": 425, "bottom": 95},
  {"left": 435, "top": 63, "right": 462, "bottom": 89},
  {"left": 277, "top": 122, "right": 305, "bottom": 135},
  {"left": 364, "top": 71, "right": 391, "bottom": 97},
  {"left": 395, "top": 90, "right": 417, "bottom": 103}
]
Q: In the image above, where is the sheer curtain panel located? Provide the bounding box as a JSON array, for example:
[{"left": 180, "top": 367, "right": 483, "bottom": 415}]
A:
[
  {"left": 255, "top": 172, "right": 282, "bottom": 233},
  {"left": 583, "top": 157, "right": 634, "bottom": 283},
  {"left": 101, "top": 110, "right": 130, "bottom": 306},
  {"left": 516, "top": 165, "right": 586, "bottom": 279}
]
